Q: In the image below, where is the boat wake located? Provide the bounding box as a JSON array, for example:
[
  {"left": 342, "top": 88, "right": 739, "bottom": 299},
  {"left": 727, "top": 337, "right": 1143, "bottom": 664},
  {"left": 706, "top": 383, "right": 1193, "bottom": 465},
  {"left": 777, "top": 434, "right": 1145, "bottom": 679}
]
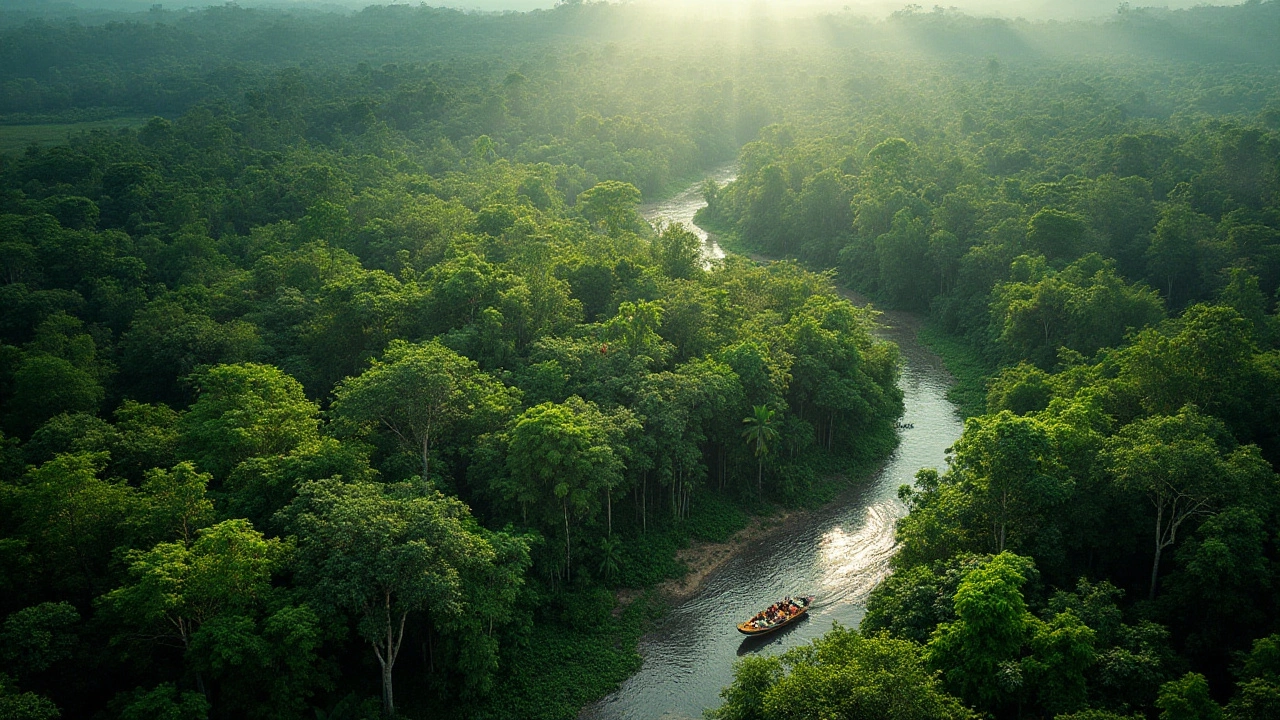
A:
[{"left": 807, "top": 501, "right": 903, "bottom": 611}]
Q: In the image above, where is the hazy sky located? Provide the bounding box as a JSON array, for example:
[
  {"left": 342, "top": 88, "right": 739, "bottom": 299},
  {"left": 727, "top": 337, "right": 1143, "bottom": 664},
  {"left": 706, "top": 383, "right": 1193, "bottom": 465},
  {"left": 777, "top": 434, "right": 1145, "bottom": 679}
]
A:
[
  {"left": 440, "top": 0, "right": 1245, "bottom": 20},
  {"left": 22, "top": 0, "right": 1248, "bottom": 21}
]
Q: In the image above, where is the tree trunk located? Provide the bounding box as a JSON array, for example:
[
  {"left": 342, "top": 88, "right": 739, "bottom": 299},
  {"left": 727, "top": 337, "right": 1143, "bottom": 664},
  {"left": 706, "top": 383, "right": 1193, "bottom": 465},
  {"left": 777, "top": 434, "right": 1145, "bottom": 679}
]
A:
[
  {"left": 606, "top": 488, "right": 612, "bottom": 536},
  {"left": 1149, "top": 500, "right": 1166, "bottom": 600},
  {"left": 372, "top": 592, "right": 406, "bottom": 717},
  {"left": 757, "top": 457, "right": 763, "bottom": 495},
  {"left": 420, "top": 423, "right": 432, "bottom": 491},
  {"left": 382, "top": 657, "right": 395, "bottom": 717},
  {"left": 563, "top": 500, "right": 571, "bottom": 583},
  {"left": 999, "top": 486, "right": 1009, "bottom": 553},
  {"left": 642, "top": 472, "right": 647, "bottom": 534}
]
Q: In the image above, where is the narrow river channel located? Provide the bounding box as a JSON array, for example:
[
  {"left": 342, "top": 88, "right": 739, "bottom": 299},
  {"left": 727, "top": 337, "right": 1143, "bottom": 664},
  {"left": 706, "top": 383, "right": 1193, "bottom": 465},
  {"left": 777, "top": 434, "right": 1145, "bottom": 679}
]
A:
[{"left": 579, "top": 167, "right": 966, "bottom": 720}]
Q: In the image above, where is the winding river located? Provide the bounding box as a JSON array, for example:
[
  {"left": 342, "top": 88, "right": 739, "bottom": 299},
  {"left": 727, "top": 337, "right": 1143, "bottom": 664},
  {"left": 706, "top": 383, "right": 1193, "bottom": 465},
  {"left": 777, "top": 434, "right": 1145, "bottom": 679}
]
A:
[{"left": 579, "top": 167, "right": 965, "bottom": 720}]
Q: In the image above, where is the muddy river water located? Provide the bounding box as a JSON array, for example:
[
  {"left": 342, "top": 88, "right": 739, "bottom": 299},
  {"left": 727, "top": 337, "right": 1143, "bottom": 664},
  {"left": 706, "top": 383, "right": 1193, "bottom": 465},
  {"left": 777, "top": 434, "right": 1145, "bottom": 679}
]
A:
[{"left": 580, "top": 167, "right": 964, "bottom": 720}]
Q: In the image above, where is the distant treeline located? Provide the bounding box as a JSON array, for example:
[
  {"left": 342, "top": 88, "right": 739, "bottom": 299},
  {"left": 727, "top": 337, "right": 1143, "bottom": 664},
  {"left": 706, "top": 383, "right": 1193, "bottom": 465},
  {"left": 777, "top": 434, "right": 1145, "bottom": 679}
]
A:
[{"left": 4, "top": 1, "right": 1280, "bottom": 120}]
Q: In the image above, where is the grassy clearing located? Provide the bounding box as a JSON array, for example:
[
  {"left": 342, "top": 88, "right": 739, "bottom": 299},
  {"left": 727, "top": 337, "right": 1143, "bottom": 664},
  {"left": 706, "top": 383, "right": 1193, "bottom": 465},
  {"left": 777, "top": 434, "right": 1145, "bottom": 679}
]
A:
[
  {"left": 0, "top": 117, "right": 149, "bottom": 154},
  {"left": 915, "top": 324, "right": 995, "bottom": 419}
]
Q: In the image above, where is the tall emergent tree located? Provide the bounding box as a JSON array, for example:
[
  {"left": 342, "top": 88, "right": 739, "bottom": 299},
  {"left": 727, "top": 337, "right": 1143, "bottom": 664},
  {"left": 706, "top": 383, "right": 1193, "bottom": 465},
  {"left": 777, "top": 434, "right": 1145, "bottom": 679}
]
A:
[
  {"left": 1104, "top": 407, "right": 1265, "bottom": 599},
  {"left": 505, "top": 396, "right": 635, "bottom": 579},
  {"left": 284, "top": 479, "right": 521, "bottom": 717},
  {"left": 331, "top": 339, "right": 519, "bottom": 486}
]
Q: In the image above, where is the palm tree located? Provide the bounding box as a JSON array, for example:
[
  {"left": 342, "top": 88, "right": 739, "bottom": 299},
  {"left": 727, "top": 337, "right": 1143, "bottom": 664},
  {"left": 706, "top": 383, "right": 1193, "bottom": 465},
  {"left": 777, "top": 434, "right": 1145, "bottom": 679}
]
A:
[
  {"left": 598, "top": 535, "right": 623, "bottom": 582},
  {"left": 741, "top": 405, "right": 778, "bottom": 495}
]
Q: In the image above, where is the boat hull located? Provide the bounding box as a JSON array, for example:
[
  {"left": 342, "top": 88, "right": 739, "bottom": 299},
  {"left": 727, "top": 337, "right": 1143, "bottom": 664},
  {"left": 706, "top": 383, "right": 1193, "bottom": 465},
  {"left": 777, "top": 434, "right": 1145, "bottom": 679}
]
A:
[{"left": 736, "top": 597, "right": 815, "bottom": 636}]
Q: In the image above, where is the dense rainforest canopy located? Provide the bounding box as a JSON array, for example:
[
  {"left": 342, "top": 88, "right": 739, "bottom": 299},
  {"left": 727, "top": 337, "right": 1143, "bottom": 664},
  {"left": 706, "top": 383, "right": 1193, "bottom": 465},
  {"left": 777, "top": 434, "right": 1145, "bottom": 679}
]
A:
[{"left": 1, "top": 1, "right": 1280, "bottom": 719}]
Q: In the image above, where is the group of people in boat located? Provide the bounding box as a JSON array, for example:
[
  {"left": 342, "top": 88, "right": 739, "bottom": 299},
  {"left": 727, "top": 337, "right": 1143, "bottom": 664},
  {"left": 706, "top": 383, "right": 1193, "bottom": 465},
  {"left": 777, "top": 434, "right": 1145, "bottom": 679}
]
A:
[{"left": 747, "top": 596, "right": 807, "bottom": 629}]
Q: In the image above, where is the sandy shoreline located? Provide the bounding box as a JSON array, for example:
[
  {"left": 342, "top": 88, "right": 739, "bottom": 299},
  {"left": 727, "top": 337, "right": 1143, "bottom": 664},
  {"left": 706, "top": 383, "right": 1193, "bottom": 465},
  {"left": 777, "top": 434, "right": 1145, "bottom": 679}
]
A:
[
  {"left": 615, "top": 462, "right": 887, "bottom": 613},
  {"left": 656, "top": 509, "right": 797, "bottom": 603},
  {"left": 612, "top": 509, "right": 798, "bottom": 614}
]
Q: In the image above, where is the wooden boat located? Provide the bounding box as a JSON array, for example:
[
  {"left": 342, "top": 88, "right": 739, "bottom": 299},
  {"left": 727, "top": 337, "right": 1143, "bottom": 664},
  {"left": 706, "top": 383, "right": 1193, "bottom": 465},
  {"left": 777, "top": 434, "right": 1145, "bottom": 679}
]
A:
[{"left": 736, "top": 596, "right": 815, "bottom": 635}]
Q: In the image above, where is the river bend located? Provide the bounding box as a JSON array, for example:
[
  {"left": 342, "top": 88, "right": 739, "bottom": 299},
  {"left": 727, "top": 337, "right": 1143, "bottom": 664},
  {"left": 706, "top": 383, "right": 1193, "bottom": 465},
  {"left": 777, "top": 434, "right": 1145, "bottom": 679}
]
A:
[{"left": 581, "top": 168, "right": 964, "bottom": 720}]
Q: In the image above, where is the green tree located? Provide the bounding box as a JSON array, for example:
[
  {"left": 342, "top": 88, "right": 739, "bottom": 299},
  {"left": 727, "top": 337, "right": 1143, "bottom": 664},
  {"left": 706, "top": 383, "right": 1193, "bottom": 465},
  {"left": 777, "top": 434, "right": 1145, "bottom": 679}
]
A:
[
  {"left": 0, "top": 674, "right": 59, "bottom": 720},
  {"left": 0, "top": 603, "right": 79, "bottom": 677},
  {"left": 100, "top": 519, "right": 284, "bottom": 699},
  {"left": 709, "top": 623, "right": 973, "bottom": 720},
  {"left": 652, "top": 223, "right": 702, "bottom": 280},
  {"left": 1145, "top": 204, "right": 1215, "bottom": 309},
  {"left": 1157, "top": 673, "right": 1222, "bottom": 720},
  {"left": 926, "top": 553, "right": 1035, "bottom": 713},
  {"left": 119, "top": 297, "right": 261, "bottom": 405},
  {"left": 14, "top": 452, "right": 139, "bottom": 596},
  {"left": 284, "top": 479, "right": 508, "bottom": 717},
  {"left": 876, "top": 209, "right": 932, "bottom": 309},
  {"left": 741, "top": 405, "right": 779, "bottom": 495},
  {"left": 5, "top": 355, "right": 104, "bottom": 436},
  {"left": 504, "top": 397, "right": 634, "bottom": 577},
  {"left": 116, "top": 683, "right": 209, "bottom": 720},
  {"left": 603, "top": 300, "right": 667, "bottom": 360},
  {"left": 1104, "top": 407, "right": 1254, "bottom": 599},
  {"left": 223, "top": 437, "right": 376, "bottom": 533},
  {"left": 331, "top": 339, "right": 518, "bottom": 486},
  {"left": 1226, "top": 635, "right": 1280, "bottom": 720},
  {"left": 139, "top": 463, "right": 215, "bottom": 546},
  {"left": 180, "top": 364, "right": 320, "bottom": 479},
  {"left": 1027, "top": 209, "right": 1088, "bottom": 265},
  {"left": 577, "top": 180, "right": 641, "bottom": 234},
  {"left": 1022, "top": 609, "right": 1096, "bottom": 715},
  {"left": 949, "top": 412, "right": 1070, "bottom": 554}
]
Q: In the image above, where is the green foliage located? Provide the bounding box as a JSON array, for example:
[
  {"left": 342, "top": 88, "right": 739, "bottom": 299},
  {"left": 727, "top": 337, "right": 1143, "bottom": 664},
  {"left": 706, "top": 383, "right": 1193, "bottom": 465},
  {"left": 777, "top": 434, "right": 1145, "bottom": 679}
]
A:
[
  {"left": 926, "top": 553, "right": 1036, "bottom": 712},
  {"left": 180, "top": 364, "right": 320, "bottom": 480},
  {"left": 102, "top": 519, "right": 284, "bottom": 650},
  {"left": 653, "top": 223, "right": 703, "bottom": 280},
  {"left": 503, "top": 396, "right": 637, "bottom": 577},
  {"left": 990, "top": 254, "right": 1165, "bottom": 368},
  {"left": 4, "top": 2, "right": 1280, "bottom": 718},
  {"left": 1157, "top": 673, "right": 1222, "bottom": 720},
  {"left": 5, "top": 355, "right": 104, "bottom": 436},
  {"left": 577, "top": 181, "right": 642, "bottom": 234},
  {"left": 12, "top": 452, "right": 140, "bottom": 596},
  {"left": 116, "top": 683, "right": 209, "bottom": 720},
  {"left": 465, "top": 592, "right": 658, "bottom": 720},
  {"left": 284, "top": 478, "right": 529, "bottom": 715},
  {"left": 331, "top": 339, "right": 518, "bottom": 484},
  {"left": 0, "top": 673, "right": 60, "bottom": 720},
  {"left": 709, "top": 623, "right": 973, "bottom": 720},
  {"left": 0, "top": 603, "right": 78, "bottom": 676},
  {"left": 1226, "top": 635, "right": 1280, "bottom": 720}
]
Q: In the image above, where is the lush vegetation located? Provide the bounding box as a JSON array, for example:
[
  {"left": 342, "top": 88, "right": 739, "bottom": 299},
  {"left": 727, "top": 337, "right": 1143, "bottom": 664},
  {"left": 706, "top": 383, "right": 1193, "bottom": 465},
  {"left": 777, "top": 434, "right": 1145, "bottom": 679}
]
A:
[
  {"left": 7, "top": 1, "right": 1280, "bottom": 719},
  {"left": 708, "top": 3, "right": 1280, "bottom": 720},
  {"left": 0, "top": 3, "right": 911, "bottom": 719}
]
